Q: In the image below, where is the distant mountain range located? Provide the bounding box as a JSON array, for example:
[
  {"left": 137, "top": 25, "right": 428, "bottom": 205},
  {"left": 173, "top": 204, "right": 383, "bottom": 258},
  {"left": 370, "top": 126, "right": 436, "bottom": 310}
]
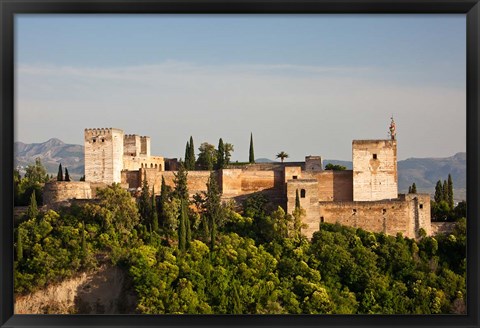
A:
[
  {"left": 14, "top": 139, "right": 466, "bottom": 201},
  {"left": 15, "top": 138, "right": 84, "bottom": 180}
]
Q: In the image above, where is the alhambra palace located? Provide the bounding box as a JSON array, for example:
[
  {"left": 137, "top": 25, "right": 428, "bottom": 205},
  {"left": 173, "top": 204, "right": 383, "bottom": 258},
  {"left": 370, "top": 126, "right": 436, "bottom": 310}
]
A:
[{"left": 43, "top": 122, "right": 433, "bottom": 239}]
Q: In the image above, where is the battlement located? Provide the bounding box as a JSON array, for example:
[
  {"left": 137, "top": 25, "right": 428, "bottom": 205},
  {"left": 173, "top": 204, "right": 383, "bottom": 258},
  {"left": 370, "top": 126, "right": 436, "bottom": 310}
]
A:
[{"left": 85, "top": 128, "right": 123, "bottom": 137}]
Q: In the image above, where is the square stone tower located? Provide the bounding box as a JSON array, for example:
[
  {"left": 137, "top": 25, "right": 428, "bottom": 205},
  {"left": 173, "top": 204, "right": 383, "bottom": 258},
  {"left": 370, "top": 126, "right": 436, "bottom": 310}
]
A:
[
  {"left": 84, "top": 128, "right": 124, "bottom": 184},
  {"left": 352, "top": 140, "right": 398, "bottom": 201}
]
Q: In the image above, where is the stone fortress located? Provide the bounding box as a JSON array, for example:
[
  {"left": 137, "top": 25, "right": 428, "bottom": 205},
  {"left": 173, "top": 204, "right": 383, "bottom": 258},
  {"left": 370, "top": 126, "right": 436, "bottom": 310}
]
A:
[{"left": 43, "top": 120, "right": 432, "bottom": 239}]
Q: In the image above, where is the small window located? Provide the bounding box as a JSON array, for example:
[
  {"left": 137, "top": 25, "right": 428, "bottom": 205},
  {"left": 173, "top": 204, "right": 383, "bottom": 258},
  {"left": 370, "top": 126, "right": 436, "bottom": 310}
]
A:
[
  {"left": 373, "top": 154, "right": 377, "bottom": 160},
  {"left": 151, "top": 163, "right": 154, "bottom": 168},
  {"left": 320, "top": 217, "right": 324, "bottom": 223},
  {"left": 352, "top": 209, "right": 357, "bottom": 215},
  {"left": 93, "top": 139, "right": 96, "bottom": 143},
  {"left": 293, "top": 175, "right": 298, "bottom": 179},
  {"left": 102, "top": 138, "right": 105, "bottom": 142},
  {"left": 382, "top": 208, "right": 387, "bottom": 215},
  {"left": 419, "top": 204, "right": 424, "bottom": 209},
  {"left": 155, "top": 164, "right": 158, "bottom": 169},
  {"left": 300, "top": 189, "right": 306, "bottom": 198}
]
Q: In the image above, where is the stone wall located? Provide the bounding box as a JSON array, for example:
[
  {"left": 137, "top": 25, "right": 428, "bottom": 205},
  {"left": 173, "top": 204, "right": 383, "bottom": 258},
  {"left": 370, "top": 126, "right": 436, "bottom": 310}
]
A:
[
  {"left": 313, "top": 170, "right": 353, "bottom": 202},
  {"left": 317, "top": 194, "right": 431, "bottom": 239},
  {"left": 43, "top": 181, "right": 92, "bottom": 204},
  {"left": 352, "top": 140, "right": 397, "bottom": 201},
  {"left": 123, "top": 156, "right": 164, "bottom": 171}
]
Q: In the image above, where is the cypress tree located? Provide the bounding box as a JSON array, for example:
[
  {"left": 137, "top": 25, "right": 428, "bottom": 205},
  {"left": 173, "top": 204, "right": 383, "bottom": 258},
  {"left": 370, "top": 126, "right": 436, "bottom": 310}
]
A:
[
  {"left": 186, "top": 208, "right": 191, "bottom": 249},
  {"left": 411, "top": 183, "right": 417, "bottom": 194},
  {"left": 159, "top": 176, "right": 169, "bottom": 226},
  {"left": 434, "top": 180, "right": 443, "bottom": 203},
  {"left": 16, "top": 228, "right": 23, "bottom": 261},
  {"left": 65, "top": 168, "right": 71, "bottom": 182},
  {"left": 408, "top": 186, "right": 412, "bottom": 194},
  {"left": 174, "top": 162, "right": 189, "bottom": 202},
  {"left": 152, "top": 187, "right": 159, "bottom": 232},
  {"left": 448, "top": 174, "right": 454, "bottom": 209},
  {"left": 139, "top": 177, "right": 152, "bottom": 224},
  {"left": 295, "top": 189, "right": 301, "bottom": 210},
  {"left": 189, "top": 136, "right": 196, "bottom": 170},
  {"left": 443, "top": 180, "right": 448, "bottom": 205},
  {"left": 205, "top": 172, "right": 221, "bottom": 250},
  {"left": 81, "top": 221, "right": 87, "bottom": 264},
  {"left": 184, "top": 141, "right": 191, "bottom": 170},
  {"left": 249, "top": 133, "right": 255, "bottom": 164},
  {"left": 57, "top": 163, "right": 63, "bottom": 181},
  {"left": 26, "top": 190, "right": 39, "bottom": 219},
  {"left": 217, "top": 138, "right": 225, "bottom": 170},
  {"left": 178, "top": 200, "right": 187, "bottom": 252}
]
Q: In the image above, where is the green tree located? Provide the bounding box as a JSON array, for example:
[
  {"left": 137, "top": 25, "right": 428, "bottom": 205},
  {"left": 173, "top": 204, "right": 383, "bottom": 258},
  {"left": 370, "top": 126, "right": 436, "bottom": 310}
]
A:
[
  {"left": 57, "top": 163, "right": 64, "bottom": 181},
  {"left": 139, "top": 177, "right": 152, "bottom": 225},
  {"left": 325, "top": 163, "right": 347, "bottom": 171},
  {"left": 81, "top": 221, "right": 87, "bottom": 264},
  {"left": 197, "top": 142, "right": 216, "bottom": 171},
  {"left": 16, "top": 227, "right": 23, "bottom": 261},
  {"left": 276, "top": 151, "right": 289, "bottom": 163},
  {"left": 151, "top": 187, "right": 159, "bottom": 232},
  {"left": 249, "top": 133, "right": 255, "bottom": 164},
  {"left": 64, "top": 168, "right": 71, "bottom": 182},
  {"left": 184, "top": 141, "right": 191, "bottom": 169},
  {"left": 442, "top": 180, "right": 448, "bottom": 206},
  {"left": 174, "top": 162, "right": 189, "bottom": 202},
  {"left": 434, "top": 180, "right": 443, "bottom": 203},
  {"left": 178, "top": 199, "right": 188, "bottom": 252},
  {"left": 224, "top": 143, "right": 234, "bottom": 165},
  {"left": 205, "top": 172, "right": 222, "bottom": 250},
  {"left": 295, "top": 189, "right": 301, "bottom": 210},
  {"left": 216, "top": 138, "right": 225, "bottom": 170},
  {"left": 188, "top": 136, "right": 196, "bottom": 170},
  {"left": 25, "top": 158, "right": 48, "bottom": 184},
  {"left": 447, "top": 174, "right": 454, "bottom": 209},
  {"left": 26, "top": 190, "right": 39, "bottom": 219},
  {"left": 79, "top": 175, "right": 85, "bottom": 181},
  {"left": 411, "top": 183, "right": 417, "bottom": 194}
]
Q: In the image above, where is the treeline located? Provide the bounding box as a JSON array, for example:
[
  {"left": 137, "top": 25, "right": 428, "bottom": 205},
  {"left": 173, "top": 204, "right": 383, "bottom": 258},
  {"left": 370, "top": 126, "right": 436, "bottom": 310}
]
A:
[
  {"left": 183, "top": 136, "right": 236, "bottom": 171},
  {"left": 430, "top": 174, "right": 466, "bottom": 221},
  {"left": 14, "top": 162, "right": 467, "bottom": 314}
]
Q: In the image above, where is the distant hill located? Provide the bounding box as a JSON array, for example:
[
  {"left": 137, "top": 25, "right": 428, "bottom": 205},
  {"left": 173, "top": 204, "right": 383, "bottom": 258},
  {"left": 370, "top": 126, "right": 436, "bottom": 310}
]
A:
[
  {"left": 15, "top": 138, "right": 84, "bottom": 180},
  {"left": 14, "top": 139, "right": 466, "bottom": 200}
]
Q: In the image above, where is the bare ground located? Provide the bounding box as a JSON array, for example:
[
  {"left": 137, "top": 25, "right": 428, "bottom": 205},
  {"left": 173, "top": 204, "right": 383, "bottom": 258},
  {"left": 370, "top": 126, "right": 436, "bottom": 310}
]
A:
[{"left": 15, "top": 264, "right": 138, "bottom": 314}]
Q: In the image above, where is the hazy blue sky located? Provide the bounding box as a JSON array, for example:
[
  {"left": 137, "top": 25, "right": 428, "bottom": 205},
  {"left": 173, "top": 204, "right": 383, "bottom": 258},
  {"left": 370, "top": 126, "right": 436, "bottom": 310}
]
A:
[{"left": 15, "top": 14, "right": 466, "bottom": 161}]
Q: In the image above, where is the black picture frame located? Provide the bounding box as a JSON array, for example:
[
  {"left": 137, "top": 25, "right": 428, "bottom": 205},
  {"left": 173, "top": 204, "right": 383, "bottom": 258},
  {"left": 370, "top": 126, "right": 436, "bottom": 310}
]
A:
[{"left": 1, "top": 1, "right": 479, "bottom": 327}]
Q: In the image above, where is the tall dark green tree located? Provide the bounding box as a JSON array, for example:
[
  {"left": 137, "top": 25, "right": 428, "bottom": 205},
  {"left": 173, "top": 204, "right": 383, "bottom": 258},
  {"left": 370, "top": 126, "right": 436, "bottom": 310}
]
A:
[
  {"left": 225, "top": 143, "right": 234, "bottom": 165},
  {"left": 57, "top": 163, "right": 63, "bottom": 181},
  {"left": 295, "top": 189, "right": 301, "bottom": 210},
  {"left": 178, "top": 199, "right": 188, "bottom": 252},
  {"left": 64, "top": 168, "right": 71, "bottom": 182},
  {"left": 411, "top": 183, "right": 417, "bottom": 194},
  {"left": 174, "top": 162, "right": 189, "bottom": 202},
  {"left": 139, "top": 177, "right": 152, "bottom": 224},
  {"left": 81, "top": 221, "right": 87, "bottom": 264},
  {"left": 443, "top": 180, "right": 449, "bottom": 206},
  {"left": 447, "top": 174, "right": 454, "bottom": 209},
  {"left": 188, "top": 136, "right": 196, "bottom": 170},
  {"left": 151, "top": 187, "right": 159, "bottom": 232},
  {"left": 249, "top": 133, "right": 255, "bottom": 164},
  {"left": 434, "top": 180, "right": 443, "bottom": 203},
  {"left": 184, "top": 141, "right": 191, "bottom": 169},
  {"left": 26, "top": 190, "right": 39, "bottom": 219},
  {"left": 216, "top": 138, "right": 225, "bottom": 170},
  {"left": 16, "top": 228, "right": 23, "bottom": 261},
  {"left": 205, "top": 172, "right": 222, "bottom": 250}
]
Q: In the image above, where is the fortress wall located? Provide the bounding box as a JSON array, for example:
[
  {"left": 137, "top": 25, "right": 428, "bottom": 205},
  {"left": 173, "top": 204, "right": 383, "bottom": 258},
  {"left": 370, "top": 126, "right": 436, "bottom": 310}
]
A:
[
  {"left": 221, "top": 168, "right": 284, "bottom": 198},
  {"left": 43, "top": 181, "right": 92, "bottom": 204},
  {"left": 139, "top": 169, "right": 212, "bottom": 197},
  {"left": 318, "top": 199, "right": 418, "bottom": 239},
  {"left": 309, "top": 170, "right": 353, "bottom": 202}
]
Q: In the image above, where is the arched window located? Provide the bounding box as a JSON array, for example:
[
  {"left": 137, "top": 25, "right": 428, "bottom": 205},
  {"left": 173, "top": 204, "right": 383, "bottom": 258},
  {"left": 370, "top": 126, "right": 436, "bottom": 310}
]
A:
[
  {"left": 151, "top": 163, "right": 154, "bottom": 168},
  {"left": 141, "top": 163, "right": 143, "bottom": 168},
  {"left": 155, "top": 164, "right": 158, "bottom": 169},
  {"left": 300, "top": 189, "right": 306, "bottom": 198}
]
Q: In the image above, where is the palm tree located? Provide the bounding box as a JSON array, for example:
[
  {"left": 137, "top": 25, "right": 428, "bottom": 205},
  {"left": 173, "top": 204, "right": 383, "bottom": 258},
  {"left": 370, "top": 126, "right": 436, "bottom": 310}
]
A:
[{"left": 276, "top": 151, "right": 289, "bottom": 163}]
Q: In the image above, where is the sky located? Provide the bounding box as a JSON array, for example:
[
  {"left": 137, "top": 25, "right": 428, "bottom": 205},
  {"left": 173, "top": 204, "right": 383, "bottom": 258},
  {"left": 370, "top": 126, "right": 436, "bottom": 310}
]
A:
[{"left": 15, "top": 14, "right": 466, "bottom": 161}]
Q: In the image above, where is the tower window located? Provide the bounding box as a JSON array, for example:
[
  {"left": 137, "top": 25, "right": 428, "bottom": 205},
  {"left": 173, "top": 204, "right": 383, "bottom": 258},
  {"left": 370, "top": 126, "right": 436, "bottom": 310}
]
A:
[
  {"left": 352, "top": 209, "right": 357, "bottom": 215},
  {"left": 382, "top": 208, "right": 387, "bottom": 215},
  {"left": 419, "top": 204, "right": 424, "bottom": 209},
  {"left": 320, "top": 217, "right": 324, "bottom": 223},
  {"left": 373, "top": 154, "right": 377, "bottom": 160},
  {"left": 102, "top": 138, "right": 105, "bottom": 142},
  {"left": 93, "top": 139, "right": 96, "bottom": 143},
  {"left": 293, "top": 175, "right": 298, "bottom": 179},
  {"left": 300, "top": 189, "right": 306, "bottom": 198}
]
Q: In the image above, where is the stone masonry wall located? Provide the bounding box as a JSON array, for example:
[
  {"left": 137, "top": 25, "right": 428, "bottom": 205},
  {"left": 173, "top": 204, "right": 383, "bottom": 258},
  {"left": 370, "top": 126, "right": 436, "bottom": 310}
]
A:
[
  {"left": 43, "top": 181, "right": 92, "bottom": 204},
  {"left": 286, "top": 179, "right": 320, "bottom": 239}
]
